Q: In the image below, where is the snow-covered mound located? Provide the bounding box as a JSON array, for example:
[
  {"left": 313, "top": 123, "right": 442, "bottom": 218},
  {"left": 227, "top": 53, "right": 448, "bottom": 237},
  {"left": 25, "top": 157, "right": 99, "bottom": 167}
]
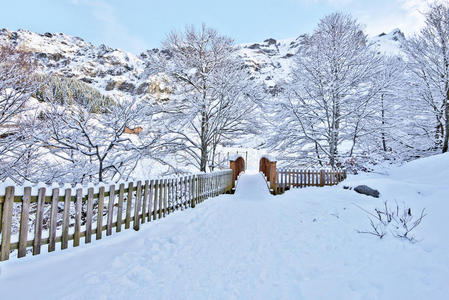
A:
[
  {"left": 387, "top": 152, "right": 449, "bottom": 184},
  {"left": 0, "top": 153, "right": 447, "bottom": 299}
]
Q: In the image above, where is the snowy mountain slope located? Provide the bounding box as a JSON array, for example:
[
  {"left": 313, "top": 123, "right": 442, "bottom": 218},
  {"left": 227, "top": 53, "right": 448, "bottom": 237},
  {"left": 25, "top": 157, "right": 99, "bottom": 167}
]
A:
[
  {"left": 0, "top": 28, "right": 404, "bottom": 101},
  {"left": 0, "top": 28, "right": 153, "bottom": 101}
]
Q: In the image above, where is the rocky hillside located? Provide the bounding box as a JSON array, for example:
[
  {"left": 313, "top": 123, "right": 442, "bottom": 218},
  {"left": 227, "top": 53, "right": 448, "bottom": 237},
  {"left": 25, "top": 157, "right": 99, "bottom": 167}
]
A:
[{"left": 0, "top": 28, "right": 404, "bottom": 101}]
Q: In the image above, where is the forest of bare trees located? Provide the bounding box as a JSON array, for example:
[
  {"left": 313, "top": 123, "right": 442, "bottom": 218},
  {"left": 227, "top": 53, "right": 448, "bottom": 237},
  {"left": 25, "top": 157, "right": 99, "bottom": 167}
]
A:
[{"left": 0, "top": 2, "right": 448, "bottom": 184}]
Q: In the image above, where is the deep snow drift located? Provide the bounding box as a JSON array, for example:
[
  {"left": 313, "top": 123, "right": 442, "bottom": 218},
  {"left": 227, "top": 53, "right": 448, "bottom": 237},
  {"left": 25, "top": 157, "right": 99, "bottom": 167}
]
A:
[{"left": 0, "top": 154, "right": 448, "bottom": 299}]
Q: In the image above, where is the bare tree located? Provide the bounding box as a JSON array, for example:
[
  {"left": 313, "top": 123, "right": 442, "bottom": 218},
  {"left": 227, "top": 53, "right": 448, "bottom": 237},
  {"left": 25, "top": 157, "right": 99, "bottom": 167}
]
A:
[
  {"left": 149, "top": 24, "right": 260, "bottom": 172},
  {"left": 271, "top": 13, "right": 385, "bottom": 168},
  {"left": 0, "top": 45, "right": 43, "bottom": 181},
  {"left": 403, "top": 3, "right": 449, "bottom": 153},
  {"left": 33, "top": 98, "right": 167, "bottom": 184}
]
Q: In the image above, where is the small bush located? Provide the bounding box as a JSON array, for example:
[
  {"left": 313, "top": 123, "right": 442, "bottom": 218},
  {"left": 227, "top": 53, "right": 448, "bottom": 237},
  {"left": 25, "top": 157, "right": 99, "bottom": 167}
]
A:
[{"left": 357, "top": 201, "right": 426, "bottom": 243}]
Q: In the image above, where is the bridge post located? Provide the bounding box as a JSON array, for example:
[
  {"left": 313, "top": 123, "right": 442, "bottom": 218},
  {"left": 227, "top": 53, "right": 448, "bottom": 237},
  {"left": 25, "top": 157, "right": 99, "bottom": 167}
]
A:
[
  {"left": 229, "top": 156, "right": 245, "bottom": 192},
  {"left": 229, "top": 160, "right": 236, "bottom": 189}
]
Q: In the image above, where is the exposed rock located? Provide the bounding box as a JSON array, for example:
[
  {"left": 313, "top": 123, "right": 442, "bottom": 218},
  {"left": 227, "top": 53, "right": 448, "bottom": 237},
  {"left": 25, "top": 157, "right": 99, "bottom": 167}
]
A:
[
  {"left": 248, "top": 43, "right": 260, "bottom": 50},
  {"left": 282, "top": 53, "right": 294, "bottom": 58},
  {"left": 80, "top": 77, "right": 93, "bottom": 84},
  {"left": 136, "top": 82, "right": 150, "bottom": 95},
  {"left": 49, "top": 53, "right": 63, "bottom": 61},
  {"left": 43, "top": 32, "right": 53, "bottom": 38},
  {"left": 117, "top": 82, "right": 135, "bottom": 93},
  {"left": 105, "top": 80, "right": 116, "bottom": 91},
  {"left": 354, "top": 185, "right": 380, "bottom": 198},
  {"left": 264, "top": 38, "right": 277, "bottom": 45},
  {"left": 36, "top": 52, "right": 47, "bottom": 59}
]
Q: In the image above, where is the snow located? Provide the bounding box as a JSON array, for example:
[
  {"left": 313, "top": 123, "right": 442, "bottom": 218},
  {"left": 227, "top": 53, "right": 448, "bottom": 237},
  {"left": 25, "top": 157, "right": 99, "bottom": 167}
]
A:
[
  {"left": 1, "top": 154, "right": 448, "bottom": 299},
  {"left": 370, "top": 29, "right": 404, "bottom": 56}
]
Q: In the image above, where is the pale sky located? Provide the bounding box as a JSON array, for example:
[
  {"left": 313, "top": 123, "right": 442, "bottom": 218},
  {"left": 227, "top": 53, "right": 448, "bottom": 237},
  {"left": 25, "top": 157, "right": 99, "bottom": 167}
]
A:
[{"left": 0, "top": 0, "right": 436, "bottom": 54}]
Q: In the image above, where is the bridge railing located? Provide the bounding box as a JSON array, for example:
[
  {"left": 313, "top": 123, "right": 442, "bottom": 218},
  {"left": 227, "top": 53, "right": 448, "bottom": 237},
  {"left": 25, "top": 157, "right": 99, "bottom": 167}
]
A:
[
  {"left": 276, "top": 168, "right": 346, "bottom": 194},
  {"left": 229, "top": 156, "right": 245, "bottom": 191},
  {"left": 0, "top": 170, "right": 233, "bottom": 262}
]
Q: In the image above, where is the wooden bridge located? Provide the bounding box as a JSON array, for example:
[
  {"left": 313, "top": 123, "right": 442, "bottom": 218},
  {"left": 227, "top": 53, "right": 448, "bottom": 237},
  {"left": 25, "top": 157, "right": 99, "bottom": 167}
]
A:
[{"left": 230, "top": 156, "right": 346, "bottom": 195}]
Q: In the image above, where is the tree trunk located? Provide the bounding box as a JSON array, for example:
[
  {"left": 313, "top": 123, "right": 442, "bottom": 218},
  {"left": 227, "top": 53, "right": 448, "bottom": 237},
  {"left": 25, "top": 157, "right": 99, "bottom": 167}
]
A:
[
  {"left": 98, "top": 159, "right": 103, "bottom": 182},
  {"left": 315, "top": 142, "right": 323, "bottom": 166},
  {"left": 443, "top": 86, "right": 449, "bottom": 153},
  {"left": 381, "top": 94, "right": 387, "bottom": 152},
  {"left": 200, "top": 107, "right": 208, "bottom": 172}
]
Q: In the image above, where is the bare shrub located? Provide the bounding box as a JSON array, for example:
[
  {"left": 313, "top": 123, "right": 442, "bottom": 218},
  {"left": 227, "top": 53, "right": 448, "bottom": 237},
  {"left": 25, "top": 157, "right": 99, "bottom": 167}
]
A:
[{"left": 356, "top": 201, "right": 426, "bottom": 243}]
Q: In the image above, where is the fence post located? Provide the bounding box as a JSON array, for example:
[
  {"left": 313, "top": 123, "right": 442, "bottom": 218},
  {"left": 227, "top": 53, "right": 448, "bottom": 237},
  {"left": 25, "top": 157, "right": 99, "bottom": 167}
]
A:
[
  {"left": 0, "top": 186, "right": 14, "bottom": 261},
  {"left": 191, "top": 175, "right": 196, "bottom": 208},
  {"left": 320, "top": 170, "right": 325, "bottom": 187},
  {"left": 18, "top": 187, "right": 31, "bottom": 258}
]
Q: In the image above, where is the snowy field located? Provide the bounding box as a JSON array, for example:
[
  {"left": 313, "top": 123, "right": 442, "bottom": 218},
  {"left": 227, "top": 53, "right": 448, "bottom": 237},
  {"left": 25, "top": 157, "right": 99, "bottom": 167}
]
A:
[{"left": 0, "top": 154, "right": 448, "bottom": 299}]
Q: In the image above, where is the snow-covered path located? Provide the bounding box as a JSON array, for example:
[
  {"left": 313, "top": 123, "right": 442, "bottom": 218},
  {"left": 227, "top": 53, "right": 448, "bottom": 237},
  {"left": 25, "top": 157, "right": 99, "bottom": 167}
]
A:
[
  {"left": 234, "top": 172, "right": 270, "bottom": 199},
  {"left": 1, "top": 173, "right": 308, "bottom": 300},
  {"left": 1, "top": 155, "right": 449, "bottom": 299}
]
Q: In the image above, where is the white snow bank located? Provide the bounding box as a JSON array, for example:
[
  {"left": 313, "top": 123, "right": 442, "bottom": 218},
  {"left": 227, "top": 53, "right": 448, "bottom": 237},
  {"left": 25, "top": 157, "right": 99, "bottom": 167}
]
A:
[{"left": 0, "top": 154, "right": 448, "bottom": 299}]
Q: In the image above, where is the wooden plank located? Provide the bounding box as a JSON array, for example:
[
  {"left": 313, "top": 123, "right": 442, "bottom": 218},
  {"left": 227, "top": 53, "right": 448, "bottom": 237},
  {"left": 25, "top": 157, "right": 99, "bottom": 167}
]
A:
[
  {"left": 133, "top": 181, "right": 142, "bottom": 230},
  {"left": 85, "top": 188, "right": 94, "bottom": 244},
  {"left": 288, "top": 170, "right": 291, "bottom": 189},
  {"left": 205, "top": 176, "right": 208, "bottom": 199},
  {"left": 297, "top": 170, "right": 300, "bottom": 188},
  {"left": 147, "top": 180, "right": 154, "bottom": 222},
  {"left": 173, "top": 178, "right": 177, "bottom": 209},
  {"left": 283, "top": 169, "right": 287, "bottom": 192},
  {"left": 74, "top": 188, "right": 82, "bottom": 247},
  {"left": 181, "top": 177, "right": 185, "bottom": 207},
  {"left": 199, "top": 176, "right": 201, "bottom": 203},
  {"left": 142, "top": 180, "right": 149, "bottom": 223},
  {"left": 97, "top": 186, "right": 105, "bottom": 240},
  {"left": 106, "top": 185, "right": 115, "bottom": 236},
  {"left": 158, "top": 179, "right": 163, "bottom": 218},
  {"left": 0, "top": 186, "right": 15, "bottom": 261},
  {"left": 33, "top": 187, "right": 46, "bottom": 255},
  {"left": 167, "top": 179, "right": 172, "bottom": 214},
  {"left": 163, "top": 179, "right": 168, "bottom": 217},
  {"left": 201, "top": 176, "right": 204, "bottom": 201},
  {"left": 200, "top": 176, "right": 203, "bottom": 201},
  {"left": 190, "top": 176, "right": 195, "bottom": 208},
  {"left": 188, "top": 176, "right": 192, "bottom": 206},
  {"left": 153, "top": 179, "right": 159, "bottom": 221},
  {"left": 61, "top": 188, "right": 71, "bottom": 250},
  {"left": 18, "top": 187, "right": 31, "bottom": 258},
  {"left": 125, "top": 182, "right": 133, "bottom": 229},
  {"left": 116, "top": 183, "right": 125, "bottom": 232},
  {"left": 281, "top": 169, "right": 284, "bottom": 193},
  {"left": 197, "top": 176, "right": 201, "bottom": 203},
  {"left": 0, "top": 190, "right": 2, "bottom": 234},
  {"left": 48, "top": 188, "right": 59, "bottom": 252}
]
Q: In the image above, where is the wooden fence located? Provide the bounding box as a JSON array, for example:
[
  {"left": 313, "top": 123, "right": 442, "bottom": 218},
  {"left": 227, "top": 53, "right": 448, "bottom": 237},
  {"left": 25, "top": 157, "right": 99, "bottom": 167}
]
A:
[
  {"left": 276, "top": 168, "right": 346, "bottom": 194},
  {"left": 0, "top": 170, "right": 233, "bottom": 262}
]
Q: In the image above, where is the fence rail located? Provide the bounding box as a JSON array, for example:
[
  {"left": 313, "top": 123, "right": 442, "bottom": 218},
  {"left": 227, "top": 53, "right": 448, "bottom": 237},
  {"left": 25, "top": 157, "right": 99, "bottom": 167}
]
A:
[
  {"left": 276, "top": 168, "right": 346, "bottom": 194},
  {"left": 0, "top": 170, "right": 233, "bottom": 262}
]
